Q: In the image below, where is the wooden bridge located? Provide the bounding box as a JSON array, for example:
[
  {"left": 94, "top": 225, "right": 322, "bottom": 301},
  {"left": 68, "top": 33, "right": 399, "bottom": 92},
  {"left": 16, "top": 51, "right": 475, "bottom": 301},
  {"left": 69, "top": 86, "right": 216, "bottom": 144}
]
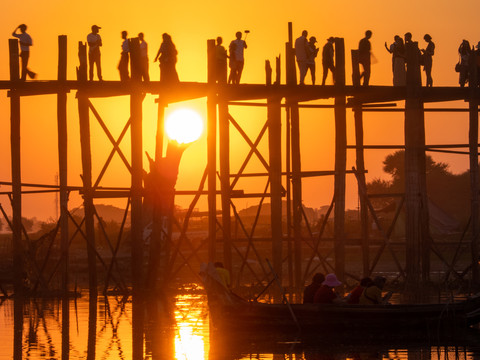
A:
[{"left": 2, "top": 23, "right": 480, "bottom": 303}]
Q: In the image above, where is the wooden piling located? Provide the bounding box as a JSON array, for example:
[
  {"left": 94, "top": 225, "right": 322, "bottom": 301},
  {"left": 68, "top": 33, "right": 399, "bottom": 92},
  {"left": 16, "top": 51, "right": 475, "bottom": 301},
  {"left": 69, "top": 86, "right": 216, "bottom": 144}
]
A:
[
  {"left": 129, "top": 37, "right": 145, "bottom": 360},
  {"left": 353, "top": 105, "right": 370, "bottom": 276},
  {"left": 207, "top": 39, "right": 217, "bottom": 262},
  {"left": 9, "top": 38, "right": 23, "bottom": 296},
  {"left": 57, "top": 34, "right": 69, "bottom": 360},
  {"left": 334, "top": 38, "right": 347, "bottom": 283},
  {"left": 268, "top": 97, "right": 283, "bottom": 281},
  {"left": 286, "top": 23, "right": 302, "bottom": 290},
  {"left": 405, "top": 41, "right": 428, "bottom": 291},
  {"left": 219, "top": 95, "right": 232, "bottom": 272},
  {"left": 77, "top": 41, "right": 97, "bottom": 293},
  {"left": 469, "top": 52, "right": 479, "bottom": 284}
]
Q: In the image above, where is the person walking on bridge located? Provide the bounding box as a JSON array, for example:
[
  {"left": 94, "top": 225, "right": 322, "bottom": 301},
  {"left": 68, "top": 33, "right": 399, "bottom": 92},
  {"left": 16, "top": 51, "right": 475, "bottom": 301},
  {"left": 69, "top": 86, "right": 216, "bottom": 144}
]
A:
[
  {"left": 358, "top": 30, "right": 373, "bottom": 86},
  {"left": 12, "top": 24, "right": 36, "bottom": 81},
  {"left": 322, "top": 37, "right": 335, "bottom": 85}
]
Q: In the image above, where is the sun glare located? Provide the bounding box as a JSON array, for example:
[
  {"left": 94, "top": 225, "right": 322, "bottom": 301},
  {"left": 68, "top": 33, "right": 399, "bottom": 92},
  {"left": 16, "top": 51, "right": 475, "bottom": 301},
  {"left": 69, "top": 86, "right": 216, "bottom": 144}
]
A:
[{"left": 165, "top": 108, "right": 204, "bottom": 144}]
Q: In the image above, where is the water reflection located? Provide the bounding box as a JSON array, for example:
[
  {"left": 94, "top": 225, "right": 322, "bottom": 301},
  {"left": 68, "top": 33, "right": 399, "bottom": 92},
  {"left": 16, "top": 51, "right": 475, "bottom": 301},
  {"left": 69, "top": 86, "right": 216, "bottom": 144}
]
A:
[{"left": 0, "top": 290, "right": 480, "bottom": 359}]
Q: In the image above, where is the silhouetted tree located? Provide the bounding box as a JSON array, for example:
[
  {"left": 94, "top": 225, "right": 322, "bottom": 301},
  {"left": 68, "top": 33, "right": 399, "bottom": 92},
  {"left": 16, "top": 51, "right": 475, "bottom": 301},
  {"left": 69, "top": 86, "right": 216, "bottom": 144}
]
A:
[{"left": 367, "top": 150, "right": 472, "bottom": 223}]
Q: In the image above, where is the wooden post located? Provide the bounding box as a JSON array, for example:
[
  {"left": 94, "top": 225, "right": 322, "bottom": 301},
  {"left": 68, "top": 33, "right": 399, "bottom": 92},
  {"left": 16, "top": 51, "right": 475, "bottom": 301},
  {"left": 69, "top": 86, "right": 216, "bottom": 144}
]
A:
[
  {"left": 219, "top": 96, "right": 232, "bottom": 272},
  {"left": 468, "top": 52, "right": 479, "bottom": 284},
  {"left": 353, "top": 104, "right": 369, "bottom": 276},
  {"left": 275, "top": 56, "right": 281, "bottom": 85},
  {"left": 285, "top": 23, "right": 302, "bottom": 291},
  {"left": 77, "top": 41, "right": 87, "bottom": 82},
  {"left": 405, "top": 41, "right": 428, "bottom": 292},
  {"left": 268, "top": 97, "right": 283, "bottom": 283},
  {"left": 130, "top": 37, "right": 145, "bottom": 359},
  {"left": 130, "top": 38, "right": 141, "bottom": 81},
  {"left": 265, "top": 60, "right": 272, "bottom": 86},
  {"left": 77, "top": 42, "right": 97, "bottom": 294},
  {"left": 351, "top": 50, "right": 360, "bottom": 87},
  {"left": 9, "top": 39, "right": 23, "bottom": 296},
  {"left": 207, "top": 39, "right": 217, "bottom": 262},
  {"left": 334, "top": 38, "right": 347, "bottom": 283},
  {"left": 155, "top": 102, "right": 165, "bottom": 161},
  {"left": 57, "top": 34, "right": 69, "bottom": 360}
]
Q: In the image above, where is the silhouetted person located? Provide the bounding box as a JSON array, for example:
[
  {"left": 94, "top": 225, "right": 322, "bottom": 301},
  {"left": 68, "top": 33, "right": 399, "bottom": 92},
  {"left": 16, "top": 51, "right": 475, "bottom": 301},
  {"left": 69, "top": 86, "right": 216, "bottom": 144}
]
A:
[
  {"left": 87, "top": 25, "right": 102, "bottom": 81},
  {"left": 358, "top": 30, "right": 372, "bottom": 86},
  {"left": 385, "top": 35, "right": 401, "bottom": 71},
  {"left": 313, "top": 273, "right": 343, "bottom": 304},
  {"left": 303, "top": 272, "right": 325, "bottom": 303},
  {"left": 295, "top": 30, "right": 309, "bottom": 85},
  {"left": 12, "top": 24, "right": 36, "bottom": 80},
  {"left": 138, "top": 32, "right": 150, "bottom": 81},
  {"left": 359, "top": 276, "right": 387, "bottom": 305},
  {"left": 421, "top": 34, "right": 435, "bottom": 87},
  {"left": 404, "top": 32, "right": 413, "bottom": 45},
  {"left": 118, "top": 31, "right": 130, "bottom": 81},
  {"left": 475, "top": 42, "right": 480, "bottom": 86},
  {"left": 214, "top": 262, "right": 231, "bottom": 289},
  {"left": 322, "top": 36, "right": 335, "bottom": 85},
  {"left": 154, "top": 33, "right": 179, "bottom": 84},
  {"left": 228, "top": 31, "right": 247, "bottom": 84},
  {"left": 458, "top": 40, "right": 472, "bottom": 87},
  {"left": 305, "top": 36, "right": 319, "bottom": 85},
  {"left": 347, "top": 277, "right": 372, "bottom": 304},
  {"left": 215, "top": 36, "right": 228, "bottom": 83},
  {"left": 392, "top": 37, "right": 406, "bottom": 86}
]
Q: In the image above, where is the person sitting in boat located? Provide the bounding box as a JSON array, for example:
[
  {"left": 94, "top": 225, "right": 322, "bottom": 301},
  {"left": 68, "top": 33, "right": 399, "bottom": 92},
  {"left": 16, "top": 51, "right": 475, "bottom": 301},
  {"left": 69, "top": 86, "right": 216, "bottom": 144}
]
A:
[
  {"left": 347, "top": 277, "right": 373, "bottom": 304},
  {"left": 303, "top": 272, "right": 325, "bottom": 304},
  {"left": 214, "top": 262, "right": 231, "bottom": 289},
  {"left": 313, "top": 273, "right": 343, "bottom": 304},
  {"left": 359, "top": 276, "right": 386, "bottom": 305}
]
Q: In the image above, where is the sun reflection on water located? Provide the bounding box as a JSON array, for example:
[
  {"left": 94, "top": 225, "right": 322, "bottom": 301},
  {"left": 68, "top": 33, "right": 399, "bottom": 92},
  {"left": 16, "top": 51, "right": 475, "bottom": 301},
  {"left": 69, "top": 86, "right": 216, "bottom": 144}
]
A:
[{"left": 174, "top": 293, "right": 209, "bottom": 360}]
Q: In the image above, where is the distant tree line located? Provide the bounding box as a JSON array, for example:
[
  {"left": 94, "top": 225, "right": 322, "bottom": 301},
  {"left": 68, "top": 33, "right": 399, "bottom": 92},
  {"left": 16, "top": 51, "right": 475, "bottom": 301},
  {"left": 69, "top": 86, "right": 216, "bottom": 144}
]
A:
[{"left": 366, "top": 150, "right": 472, "bottom": 224}]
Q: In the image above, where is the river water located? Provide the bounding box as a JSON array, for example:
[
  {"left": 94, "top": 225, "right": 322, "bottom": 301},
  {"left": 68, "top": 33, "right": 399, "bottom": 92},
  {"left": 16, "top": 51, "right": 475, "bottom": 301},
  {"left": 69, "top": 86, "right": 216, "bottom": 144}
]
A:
[{"left": 1, "top": 290, "right": 480, "bottom": 359}]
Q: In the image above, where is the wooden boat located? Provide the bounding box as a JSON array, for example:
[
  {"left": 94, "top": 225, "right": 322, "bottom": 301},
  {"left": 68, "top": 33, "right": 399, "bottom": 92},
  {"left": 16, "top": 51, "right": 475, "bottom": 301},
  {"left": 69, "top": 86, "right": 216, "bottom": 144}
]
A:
[{"left": 201, "top": 264, "right": 480, "bottom": 338}]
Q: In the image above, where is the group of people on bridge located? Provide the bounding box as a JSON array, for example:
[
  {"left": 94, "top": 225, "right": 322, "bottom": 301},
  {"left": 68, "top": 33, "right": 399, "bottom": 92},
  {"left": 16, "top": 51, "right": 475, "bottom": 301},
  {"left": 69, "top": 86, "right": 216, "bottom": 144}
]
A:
[{"left": 10, "top": 24, "right": 480, "bottom": 88}]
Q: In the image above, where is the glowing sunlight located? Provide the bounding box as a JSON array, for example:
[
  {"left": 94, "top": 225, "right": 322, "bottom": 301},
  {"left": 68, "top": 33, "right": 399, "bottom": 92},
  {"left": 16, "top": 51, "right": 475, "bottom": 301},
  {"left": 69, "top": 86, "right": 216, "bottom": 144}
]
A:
[{"left": 165, "top": 108, "right": 204, "bottom": 144}]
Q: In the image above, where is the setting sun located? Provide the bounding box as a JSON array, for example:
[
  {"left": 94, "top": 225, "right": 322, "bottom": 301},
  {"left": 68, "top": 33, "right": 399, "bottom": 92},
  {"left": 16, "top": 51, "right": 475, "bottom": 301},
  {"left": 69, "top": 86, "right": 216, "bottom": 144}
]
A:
[{"left": 165, "top": 108, "right": 204, "bottom": 144}]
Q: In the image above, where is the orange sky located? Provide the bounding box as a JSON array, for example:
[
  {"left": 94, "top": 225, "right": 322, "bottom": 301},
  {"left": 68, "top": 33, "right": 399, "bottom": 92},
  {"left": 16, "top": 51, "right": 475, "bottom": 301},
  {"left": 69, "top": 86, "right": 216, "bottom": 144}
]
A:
[{"left": 0, "top": 0, "right": 479, "bottom": 220}]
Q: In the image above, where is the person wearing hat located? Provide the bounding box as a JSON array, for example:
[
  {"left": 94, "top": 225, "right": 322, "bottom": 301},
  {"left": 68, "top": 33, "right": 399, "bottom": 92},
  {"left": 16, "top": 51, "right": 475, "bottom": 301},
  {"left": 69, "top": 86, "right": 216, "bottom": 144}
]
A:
[
  {"left": 12, "top": 24, "right": 36, "bottom": 81},
  {"left": 360, "top": 276, "right": 386, "bottom": 305},
  {"left": 306, "top": 36, "right": 319, "bottom": 85},
  {"left": 322, "top": 37, "right": 335, "bottom": 86},
  {"left": 87, "top": 25, "right": 103, "bottom": 81},
  {"left": 421, "top": 34, "right": 435, "bottom": 87},
  {"left": 313, "top": 273, "right": 343, "bottom": 304}
]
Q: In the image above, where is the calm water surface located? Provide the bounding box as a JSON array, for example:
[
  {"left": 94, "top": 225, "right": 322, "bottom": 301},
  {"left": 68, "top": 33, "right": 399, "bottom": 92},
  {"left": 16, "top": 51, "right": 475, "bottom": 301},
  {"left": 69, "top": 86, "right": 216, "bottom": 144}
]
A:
[{"left": 1, "top": 290, "right": 480, "bottom": 359}]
